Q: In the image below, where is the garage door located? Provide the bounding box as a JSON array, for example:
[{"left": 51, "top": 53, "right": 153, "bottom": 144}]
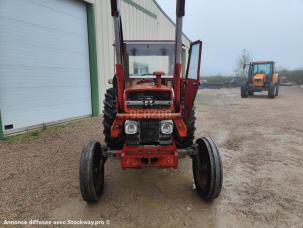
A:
[{"left": 0, "top": 0, "right": 92, "bottom": 134}]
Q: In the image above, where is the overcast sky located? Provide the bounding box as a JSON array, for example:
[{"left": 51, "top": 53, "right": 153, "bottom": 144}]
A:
[{"left": 156, "top": 0, "right": 303, "bottom": 75}]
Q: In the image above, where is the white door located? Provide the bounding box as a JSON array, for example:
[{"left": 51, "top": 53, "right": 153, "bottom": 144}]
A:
[{"left": 0, "top": 0, "right": 92, "bottom": 133}]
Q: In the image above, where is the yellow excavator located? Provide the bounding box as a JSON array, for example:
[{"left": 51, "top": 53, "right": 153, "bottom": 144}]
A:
[{"left": 241, "top": 61, "right": 280, "bottom": 98}]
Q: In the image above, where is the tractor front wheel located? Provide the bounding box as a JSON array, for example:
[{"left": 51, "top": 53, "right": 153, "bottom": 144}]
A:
[
  {"left": 79, "top": 141, "right": 105, "bottom": 203},
  {"left": 192, "top": 137, "right": 223, "bottom": 201},
  {"left": 241, "top": 84, "right": 248, "bottom": 98}
]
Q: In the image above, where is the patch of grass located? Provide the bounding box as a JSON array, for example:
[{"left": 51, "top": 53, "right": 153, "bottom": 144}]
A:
[
  {"left": 0, "top": 117, "right": 98, "bottom": 144},
  {"left": 2, "top": 130, "right": 42, "bottom": 144},
  {"left": 0, "top": 118, "right": 92, "bottom": 144}
]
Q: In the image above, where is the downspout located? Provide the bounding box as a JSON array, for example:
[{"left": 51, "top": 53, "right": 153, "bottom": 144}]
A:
[{"left": 86, "top": 3, "right": 100, "bottom": 116}]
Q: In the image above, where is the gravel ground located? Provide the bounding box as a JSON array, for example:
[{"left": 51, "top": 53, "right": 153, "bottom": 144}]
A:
[{"left": 0, "top": 86, "right": 302, "bottom": 227}]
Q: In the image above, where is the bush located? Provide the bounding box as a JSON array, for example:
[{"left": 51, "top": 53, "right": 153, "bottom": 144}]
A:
[
  {"left": 278, "top": 69, "right": 303, "bottom": 85},
  {"left": 200, "top": 75, "right": 245, "bottom": 83}
]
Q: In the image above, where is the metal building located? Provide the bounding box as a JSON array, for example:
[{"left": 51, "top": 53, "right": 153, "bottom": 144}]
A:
[{"left": 0, "top": 0, "right": 190, "bottom": 138}]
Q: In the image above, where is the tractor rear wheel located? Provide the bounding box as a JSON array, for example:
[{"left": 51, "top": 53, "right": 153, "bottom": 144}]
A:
[
  {"left": 80, "top": 141, "right": 105, "bottom": 203},
  {"left": 241, "top": 84, "right": 248, "bottom": 98},
  {"left": 192, "top": 137, "right": 223, "bottom": 201},
  {"left": 268, "top": 83, "right": 275, "bottom": 99},
  {"left": 103, "top": 88, "right": 125, "bottom": 149},
  {"left": 175, "top": 108, "right": 196, "bottom": 148}
]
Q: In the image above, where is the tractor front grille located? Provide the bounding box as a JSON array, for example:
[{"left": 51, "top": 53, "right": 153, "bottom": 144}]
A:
[
  {"left": 126, "top": 120, "right": 172, "bottom": 146},
  {"left": 140, "top": 120, "right": 160, "bottom": 144}
]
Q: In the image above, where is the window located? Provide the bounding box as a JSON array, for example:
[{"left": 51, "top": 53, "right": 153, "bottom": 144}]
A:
[
  {"left": 125, "top": 43, "right": 175, "bottom": 78},
  {"left": 252, "top": 63, "right": 272, "bottom": 75},
  {"left": 187, "top": 43, "right": 201, "bottom": 80}
]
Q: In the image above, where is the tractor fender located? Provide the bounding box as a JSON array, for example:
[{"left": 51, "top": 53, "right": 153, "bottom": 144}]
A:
[{"left": 173, "top": 117, "right": 187, "bottom": 137}]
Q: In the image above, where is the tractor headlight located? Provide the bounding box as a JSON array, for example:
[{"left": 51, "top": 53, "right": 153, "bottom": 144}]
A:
[
  {"left": 161, "top": 120, "right": 173, "bottom": 134},
  {"left": 125, "top": 120, "right": 138, "bottom": 135}
]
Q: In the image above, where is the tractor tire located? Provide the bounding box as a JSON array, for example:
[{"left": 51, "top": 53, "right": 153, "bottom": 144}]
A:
[
  {"left": 268, "top": 83, "right": 275, "bottom": 99},
  {"left": 241, "top": 84, "right": 248, "bottom": 98},
  {"left": 275, "top": 84, "right": 279, "bottom": 96},
  {"left": 80, "top": 140, "right": 105, "bottom": 203},
  {"left": 175, "top": 108, "right": 196, "bottom": 148},
  {"left": 103, "top": 88, "right": 125, "bottom": 149},
  {"left": 192, "top": 137, "right": 223, "bottom": 201}
]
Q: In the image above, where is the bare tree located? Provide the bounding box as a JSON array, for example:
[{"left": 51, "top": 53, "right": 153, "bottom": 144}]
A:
[{"left": 234, "top": 49, "right": 252, "bottom": 78}]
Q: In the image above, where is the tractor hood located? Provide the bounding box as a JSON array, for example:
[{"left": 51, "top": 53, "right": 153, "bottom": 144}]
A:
[
  {"left": 124, "top": 85, "right": 174, "bottom": 112},
  {"left": 253, "top": 73, "right": 266, "bottom": 87},
  {"left": 254, "top": 73, "right": 266, "bottom": 80}
]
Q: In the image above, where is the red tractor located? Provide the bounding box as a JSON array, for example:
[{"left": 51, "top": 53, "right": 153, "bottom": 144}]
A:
[{"left": 79, "top": 0, "right": 223, "bottom": 203}]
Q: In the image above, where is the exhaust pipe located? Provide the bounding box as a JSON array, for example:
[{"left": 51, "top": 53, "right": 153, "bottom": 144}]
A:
[
  {"left": 110, "top": 0, "right": 119, "bottom": 16},
  {"left": 110, "top": 0, "right": 125, "bottom": 111},
  {"left": 174, "top": 0, "right": 185, "bottom": 111},
  {"left": 177, "top": 0, "right": 185, "bottom": 17}
]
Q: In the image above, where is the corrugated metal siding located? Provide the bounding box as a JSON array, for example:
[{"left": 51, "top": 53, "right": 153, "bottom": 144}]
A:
[
  {"left": 94, "top": 0, "right": 191, "bottom": 109},
  {"left": 0, "top": 0, "right": 92, "bottom": 133}
]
